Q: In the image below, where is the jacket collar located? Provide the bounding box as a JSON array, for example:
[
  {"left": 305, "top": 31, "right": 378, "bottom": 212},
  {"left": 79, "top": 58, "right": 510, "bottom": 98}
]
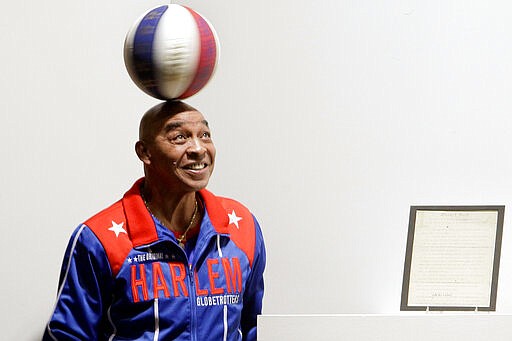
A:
[{"left": 122, "top": 178, "right": 229, "bottom": 247}]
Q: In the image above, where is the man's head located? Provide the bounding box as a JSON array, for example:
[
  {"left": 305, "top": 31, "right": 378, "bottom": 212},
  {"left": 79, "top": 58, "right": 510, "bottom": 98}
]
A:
[{"left": 136, "top": 101, "right": 216, "bottom": 193}]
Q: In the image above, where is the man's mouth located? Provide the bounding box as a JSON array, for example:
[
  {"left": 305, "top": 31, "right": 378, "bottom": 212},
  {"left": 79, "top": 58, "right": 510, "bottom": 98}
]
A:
[{"left": 183, "top": 162, "right": 207, "bottom": 170}]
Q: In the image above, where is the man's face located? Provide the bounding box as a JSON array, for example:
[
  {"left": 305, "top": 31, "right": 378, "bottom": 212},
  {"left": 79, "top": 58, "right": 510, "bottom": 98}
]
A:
[{"left": 144, "top": 110, "right": 216, "bottom": 192}]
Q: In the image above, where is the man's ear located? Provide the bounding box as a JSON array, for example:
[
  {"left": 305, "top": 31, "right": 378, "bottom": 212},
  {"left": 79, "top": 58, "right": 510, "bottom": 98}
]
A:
[{"left": 135, "top": 140, "right": 151, "bottom": 165}]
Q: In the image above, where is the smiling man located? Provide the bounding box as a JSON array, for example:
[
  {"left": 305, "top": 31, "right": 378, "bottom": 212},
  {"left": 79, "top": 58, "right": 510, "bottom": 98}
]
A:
[{"left": 44, "top": 101, "right": 266, "bottom": 341}]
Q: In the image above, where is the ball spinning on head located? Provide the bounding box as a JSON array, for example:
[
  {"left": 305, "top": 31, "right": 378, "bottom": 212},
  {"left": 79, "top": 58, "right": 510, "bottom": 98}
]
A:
[{"left": 124, "top": 4, "right": 220, "bottom": 100}]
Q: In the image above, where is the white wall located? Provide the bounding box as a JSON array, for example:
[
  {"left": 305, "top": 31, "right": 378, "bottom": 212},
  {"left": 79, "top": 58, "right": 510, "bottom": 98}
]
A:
[{"left": 2, "top": 0, "right": 512, "bottom": 339}]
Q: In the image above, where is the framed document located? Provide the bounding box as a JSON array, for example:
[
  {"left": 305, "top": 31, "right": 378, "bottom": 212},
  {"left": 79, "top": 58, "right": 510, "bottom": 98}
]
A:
[{"left": 401, "top": 206, "right": 505, "bottom": 311}]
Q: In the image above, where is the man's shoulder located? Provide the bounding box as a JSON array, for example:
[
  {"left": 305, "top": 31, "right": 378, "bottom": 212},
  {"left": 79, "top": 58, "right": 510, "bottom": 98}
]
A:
[
  {"left": 201, "top": 190, "right": 258, "bottom": 267},
  {"left": 83, "top": 199, "right": 133, "bottom": 276},
  {"left": 84, "top": 200, "right": 124, "bottom": 230},
  {"left": 200, "top": 190, "right": 254, "bottom": 226},
  {"left": 84, "top": 200, "right": 132, "bottom": 242}
]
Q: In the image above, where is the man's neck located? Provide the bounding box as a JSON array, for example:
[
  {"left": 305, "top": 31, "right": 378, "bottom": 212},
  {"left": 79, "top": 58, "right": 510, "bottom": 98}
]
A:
[{"left": 141, "top": 179, "right": 198, "bottom": 234}]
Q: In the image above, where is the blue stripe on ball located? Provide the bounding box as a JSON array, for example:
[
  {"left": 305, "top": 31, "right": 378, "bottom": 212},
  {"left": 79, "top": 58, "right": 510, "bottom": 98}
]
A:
[{"left": 132, "top": 5, "right": 168, "bottom": 99}]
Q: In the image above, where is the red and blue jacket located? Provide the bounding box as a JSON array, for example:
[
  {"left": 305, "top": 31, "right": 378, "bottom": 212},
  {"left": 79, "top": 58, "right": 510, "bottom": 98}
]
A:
[{"left": 44, "top": 179, "right": 266, "bottom": 341}]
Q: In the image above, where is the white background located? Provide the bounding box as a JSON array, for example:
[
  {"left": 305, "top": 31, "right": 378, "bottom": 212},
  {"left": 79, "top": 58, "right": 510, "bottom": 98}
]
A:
[{"left": 2, "top": 0, "right": 512, "bottom": 339}]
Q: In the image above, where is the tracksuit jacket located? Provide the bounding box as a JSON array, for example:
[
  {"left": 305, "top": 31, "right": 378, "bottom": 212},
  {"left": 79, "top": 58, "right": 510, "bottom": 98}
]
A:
[{"left": 44, "top": 178, "right": 266, "bottom": 340}]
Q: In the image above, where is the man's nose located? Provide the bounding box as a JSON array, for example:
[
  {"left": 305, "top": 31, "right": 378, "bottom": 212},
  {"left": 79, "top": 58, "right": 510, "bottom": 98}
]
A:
[{"left": 187, "top": 138, "right": 206, "bottom": 155}]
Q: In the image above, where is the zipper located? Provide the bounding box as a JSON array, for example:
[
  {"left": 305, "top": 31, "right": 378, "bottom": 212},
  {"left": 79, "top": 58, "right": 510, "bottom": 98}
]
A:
[
  {"left": 186, "top": 231, "right": 214, "bottom": 341},
  {"left": 217, "top": 235, "right": 228, "bottom": 341},
  {"left": 187, "top": 264, "right": 197, "bottom": 341},
  {"left": 186, "top": 230, "right": 226, "bottom": 341},
  {"left": 167, "top": 238, "right": 197, "bottom": 341}
]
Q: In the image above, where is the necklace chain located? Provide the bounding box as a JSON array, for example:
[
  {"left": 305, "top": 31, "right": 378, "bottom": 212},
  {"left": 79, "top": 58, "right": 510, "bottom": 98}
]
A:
[
  {"left": 176, "top": 200, "right": 198, "bottom": 245},
  {"left": 141, "top": 190, "right": 199, "bottom": 247}
]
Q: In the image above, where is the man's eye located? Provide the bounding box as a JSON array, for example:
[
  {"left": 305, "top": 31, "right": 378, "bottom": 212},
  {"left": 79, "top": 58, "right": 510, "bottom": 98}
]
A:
[
  {"left": 202, "top": 132, "right": 211, "bottom": 138},
  {"left": 171, "top": 134, "right": 186, "bottom": 142}
]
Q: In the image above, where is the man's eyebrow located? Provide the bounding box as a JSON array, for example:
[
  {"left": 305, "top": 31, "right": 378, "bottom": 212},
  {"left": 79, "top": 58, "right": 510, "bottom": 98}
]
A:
[
  {"left": 163, "top": 120, "right": 210, "bottom": 132},
  {"left": 163, "top": 121, "right": 184, "bottom": 132}
]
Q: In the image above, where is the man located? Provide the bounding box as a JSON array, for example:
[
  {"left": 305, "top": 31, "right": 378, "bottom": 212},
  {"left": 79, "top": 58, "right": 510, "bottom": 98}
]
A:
[{"left": 44, "top": 101, "right": 266, "bottom": 340}]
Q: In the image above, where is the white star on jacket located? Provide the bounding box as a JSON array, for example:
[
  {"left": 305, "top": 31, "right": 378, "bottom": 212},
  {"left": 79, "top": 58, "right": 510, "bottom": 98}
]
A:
[
  {"left": 228, "top": 210, "right": 242, "bottom": 229},
  {"left": 108, "top": 221, "right": 127, "bottom": 237}
]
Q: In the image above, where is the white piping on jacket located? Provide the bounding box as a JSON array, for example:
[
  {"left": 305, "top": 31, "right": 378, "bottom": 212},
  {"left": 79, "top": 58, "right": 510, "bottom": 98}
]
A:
[
  {"left": 154, "top": 298, "right": 160, "bottom": 341},
  {"left": 107, "top": 304, "right": 117, "bottom": 341},
  {"left": 46, "top": 224, "right": 87, "bottom": 341}
]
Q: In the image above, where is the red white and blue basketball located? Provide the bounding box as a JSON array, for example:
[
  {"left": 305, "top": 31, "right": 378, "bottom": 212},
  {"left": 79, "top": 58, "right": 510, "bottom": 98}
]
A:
[{"left": 124, "top": 4, "right": 220, "bottom": 100}]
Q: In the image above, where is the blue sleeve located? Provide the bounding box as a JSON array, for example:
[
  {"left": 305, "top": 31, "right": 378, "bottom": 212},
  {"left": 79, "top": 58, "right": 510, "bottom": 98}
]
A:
[
  {"left": 241, "top": 216, "right": 266, "bottom": 341},
  {"left": 43, "top": 225, "right": 114, "bottom": 340}
]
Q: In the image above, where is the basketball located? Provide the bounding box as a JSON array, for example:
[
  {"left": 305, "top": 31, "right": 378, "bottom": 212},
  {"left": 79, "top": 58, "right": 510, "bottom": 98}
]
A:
[{"left": 124, "top": 4, "right": 220, "bottom": 100}]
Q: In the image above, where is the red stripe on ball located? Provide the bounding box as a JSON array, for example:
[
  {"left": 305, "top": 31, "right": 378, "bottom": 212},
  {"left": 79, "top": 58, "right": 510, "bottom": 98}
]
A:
[{"left": 179, "top": 7, "right": 218, "bottom": 99}]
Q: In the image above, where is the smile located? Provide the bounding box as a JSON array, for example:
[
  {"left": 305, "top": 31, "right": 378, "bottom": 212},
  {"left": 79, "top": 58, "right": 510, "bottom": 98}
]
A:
[{"left": 183, "top": 162, "right": 207, "bottom": 170}]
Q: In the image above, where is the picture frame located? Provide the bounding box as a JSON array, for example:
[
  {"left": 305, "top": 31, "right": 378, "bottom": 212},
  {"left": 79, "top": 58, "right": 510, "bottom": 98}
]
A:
[{"left": 401, "top": 206, "right": 505, "bottom": 311}]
